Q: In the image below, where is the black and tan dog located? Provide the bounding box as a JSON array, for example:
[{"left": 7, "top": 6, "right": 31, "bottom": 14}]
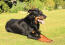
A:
[{"left": 5, "top": 8, "right": 52, "bottom": 42}]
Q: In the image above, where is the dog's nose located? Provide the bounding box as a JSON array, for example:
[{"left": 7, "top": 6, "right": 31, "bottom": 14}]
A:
[
  {"left": 44, "top": 15, "right": 47, "bottom": 19},
  {"left": 42, "top": 15, "right": 47, "bottom": 19}
]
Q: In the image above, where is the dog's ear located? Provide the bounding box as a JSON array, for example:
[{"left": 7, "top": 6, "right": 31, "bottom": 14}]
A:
[
  {"left": 28, "top": 8, "right": 39, "bottom": 13},
  {"left": 25, "top": 14, "right": 35, "bottom": 21},
  {"left": 28, "top": 10, "right": 33, "bottom": 13},
  {"left": 28, "top": 15, "right": 35, "bottom": 19}
]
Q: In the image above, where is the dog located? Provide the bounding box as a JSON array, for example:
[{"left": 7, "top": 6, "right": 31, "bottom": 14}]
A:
[{"left": 5, "top": 8, "right": 52, "bottom": 42}]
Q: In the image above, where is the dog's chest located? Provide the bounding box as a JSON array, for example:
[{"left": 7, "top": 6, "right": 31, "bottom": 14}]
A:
[{"left": 31, "top": 23, "right": 39, "bottom": 30}]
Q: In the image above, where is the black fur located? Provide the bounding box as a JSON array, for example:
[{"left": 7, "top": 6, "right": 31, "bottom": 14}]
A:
[{"left": 5, "top": 8, "right": 46, "bottom": 40}]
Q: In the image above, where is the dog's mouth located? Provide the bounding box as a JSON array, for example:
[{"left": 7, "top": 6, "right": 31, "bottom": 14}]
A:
[
  {"left": 35, "top": 16, "right": 46, "bottom": 24},
  {"left": 37, "top": 16, "right": 46, "bottom": 24},
  {"left": 38, "top": 19, "right": 45, "bottom": 24}
]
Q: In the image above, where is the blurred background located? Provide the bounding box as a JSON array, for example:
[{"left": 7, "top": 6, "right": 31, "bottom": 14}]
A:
[
  {"left": 0, "top": 0, "right": 65, "bottom": 45},
  {"left": 0, "top": 0, "right": 65, "bottom": 13}
]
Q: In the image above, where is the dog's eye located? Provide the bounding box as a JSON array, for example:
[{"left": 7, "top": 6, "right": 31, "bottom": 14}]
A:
[
  {"left": 38, "top": 15, "right": 40, "bottom": 16},
  {"left": 34, "top": 16, "right": 35, "bottom": 17},
  {"left": 40, "top": 14, "right": 43, "bottom": 15}
]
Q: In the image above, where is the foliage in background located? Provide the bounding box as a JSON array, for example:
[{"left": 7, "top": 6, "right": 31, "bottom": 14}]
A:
[
  {"left": 10, "top": 0, "right": 43, "bottom": 13},
  {"left": 0, "top": 1, "right": 9, "bottom": 13},
  {"left": 54, "top": 0, "right": 64, "bottom": 9},
  {"left": 0, "top": 0, "right": 65, "bottom": 13},
  {"left": 44, "top": 0, "right": 55, "bottom": 10},
  {"left": 29, "top": 0, "right": 43, "bottom": 10},
  {"left": 62, "top": 1, "right": 65, "bottom": 9},
  {"left": 10, "top": 2, "right": 27, "bottom": 13}
]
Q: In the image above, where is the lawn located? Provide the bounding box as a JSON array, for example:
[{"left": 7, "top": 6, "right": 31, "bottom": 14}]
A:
[{"left": 0, "top": 9, "right": 65, "bottom": 45}]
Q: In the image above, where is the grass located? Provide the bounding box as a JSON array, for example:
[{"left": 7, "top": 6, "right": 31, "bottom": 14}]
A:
[{"left": 0, "top": 9, "right": 65, "bottom": 45}]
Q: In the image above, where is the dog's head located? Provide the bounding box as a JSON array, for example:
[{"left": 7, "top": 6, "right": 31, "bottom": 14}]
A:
[{"left": 27, "top": 8, "right": 47, "bottom": 24}]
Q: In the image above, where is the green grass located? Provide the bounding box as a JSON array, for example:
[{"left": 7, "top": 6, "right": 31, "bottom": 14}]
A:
[{"left": 0, "top": 9, "right": 65, "bottom": 45}]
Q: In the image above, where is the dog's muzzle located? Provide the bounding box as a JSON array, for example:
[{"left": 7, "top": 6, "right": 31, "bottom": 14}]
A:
[{"left": 38, "top": 19, "right": 45, "bottom": 24}]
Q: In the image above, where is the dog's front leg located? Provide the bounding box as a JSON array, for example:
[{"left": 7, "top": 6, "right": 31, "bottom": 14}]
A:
[
  {"left": 27, "top": 35, "right": 38, "bottom": 40},
  {"left": 27, "top": 32, "right": 40, "bottom": 40}
]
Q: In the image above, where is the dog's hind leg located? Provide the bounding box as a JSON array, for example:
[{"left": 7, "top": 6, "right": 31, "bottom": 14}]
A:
[{"left": 6, "top": 27, "right": 14, "bottom": 33}]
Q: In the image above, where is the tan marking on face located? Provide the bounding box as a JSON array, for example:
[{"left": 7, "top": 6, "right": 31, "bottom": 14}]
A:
[
  {"left": 35, "top": 16, "right": 44, "bottom": 24},
  {"left": 32, "top": 31, "right": 35, "bottom": 33}
]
